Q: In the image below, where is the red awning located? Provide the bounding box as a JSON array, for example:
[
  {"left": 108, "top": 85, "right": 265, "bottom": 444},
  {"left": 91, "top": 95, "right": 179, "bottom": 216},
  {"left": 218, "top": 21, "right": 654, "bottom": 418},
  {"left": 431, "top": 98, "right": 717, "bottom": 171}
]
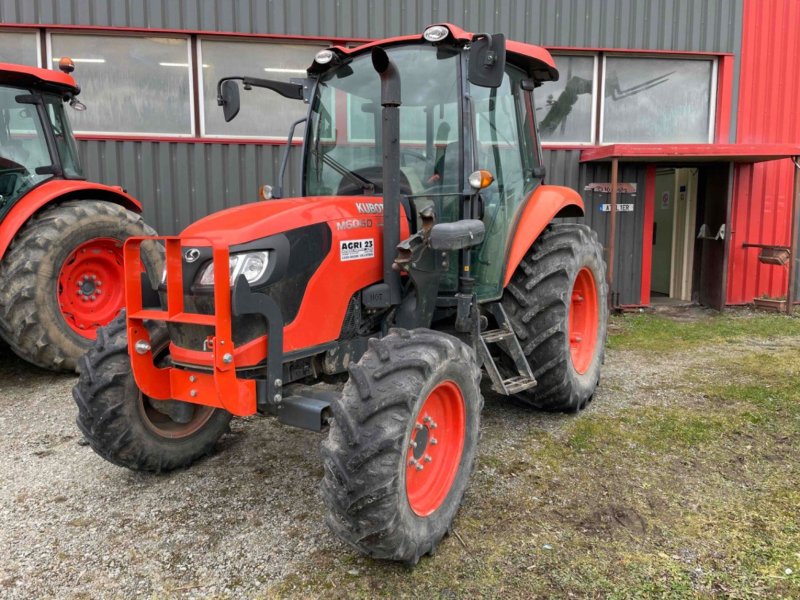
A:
[{"left": 580, "top": 143, "right": 800, "bottom": 164}]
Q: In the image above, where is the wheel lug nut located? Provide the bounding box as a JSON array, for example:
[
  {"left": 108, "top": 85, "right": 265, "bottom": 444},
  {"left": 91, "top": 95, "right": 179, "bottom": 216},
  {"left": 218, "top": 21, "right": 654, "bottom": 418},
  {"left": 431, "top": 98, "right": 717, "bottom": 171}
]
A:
[
  {"left": 409, "top": 440, "right": 417, "bottom": 448},
  {"left": 90, "top": 295, "right": 96, "bottom": 301},
  {"left": 423, "top": 455, "right": 432, "bottom": 463},
  {"left": 95, "top": 290, "right": 102, "bottom": 295},
  {"left": 430, "top": 437, "right": 438, "bottom": 445},
  {"left": 423, "top": 416, "right": 432, "bottom": 424},
  {"left": 415, "top": 464, "right": 424, "bottom": 471},
  {"left": 97, "top": 281, "right": 102, "bottom": 286},
  {"left": 408, "top": 458, "right": 418, "bottom": 467},
  {"left": 429, "top": 421, "right": 437, "bottom": 429},
  {"left": 415, "top": 423, "right": 424, "bottom": 430},
  {"left": 91, "top": 275, "right": 97, "bottom": 280}
]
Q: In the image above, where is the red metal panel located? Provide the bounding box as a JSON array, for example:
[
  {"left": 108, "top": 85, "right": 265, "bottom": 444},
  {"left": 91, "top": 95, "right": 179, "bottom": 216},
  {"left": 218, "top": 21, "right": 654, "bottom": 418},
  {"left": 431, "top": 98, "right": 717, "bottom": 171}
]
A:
[
  {"left": 727, "top": 0, "right": 800, "bottom": 304},
  {"left": 580, "top": 144, "right": 800, "bottom": 163},
  {"left": 714, "top": 55, "right": 735, "bottom": 144}
]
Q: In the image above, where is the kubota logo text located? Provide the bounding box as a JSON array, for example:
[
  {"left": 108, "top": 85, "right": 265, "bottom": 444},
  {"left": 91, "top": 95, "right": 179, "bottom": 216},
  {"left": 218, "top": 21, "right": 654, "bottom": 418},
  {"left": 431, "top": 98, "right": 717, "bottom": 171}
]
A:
[{"left": 356, "top": 202, "right": 383, "bottom": 214}]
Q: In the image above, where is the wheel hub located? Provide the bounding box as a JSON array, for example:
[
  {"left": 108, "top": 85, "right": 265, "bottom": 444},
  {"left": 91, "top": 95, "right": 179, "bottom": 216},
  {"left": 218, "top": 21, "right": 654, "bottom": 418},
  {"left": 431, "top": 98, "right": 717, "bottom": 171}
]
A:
[
  {"left": 568, "top": 267, "right": 600, "bottom": 374},
  {"left": 57, "top": 238, "right": 125, "bottom": 339},
  {"left": 405, "top": 381, "right": 464, "bottom": 517}
]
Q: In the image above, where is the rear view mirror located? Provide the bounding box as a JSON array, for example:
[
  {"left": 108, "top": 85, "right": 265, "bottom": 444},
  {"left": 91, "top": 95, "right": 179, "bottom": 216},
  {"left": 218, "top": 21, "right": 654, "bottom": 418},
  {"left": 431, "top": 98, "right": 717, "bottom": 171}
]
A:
[
  {"left": 468, "top": 33, "right": 506, "bottom": 88},
  {"left": 430, "top": 219, "right": 486, "bottom": 251},
  {"left": 219, "top": 79, "right": 240, "bottom": 122}
]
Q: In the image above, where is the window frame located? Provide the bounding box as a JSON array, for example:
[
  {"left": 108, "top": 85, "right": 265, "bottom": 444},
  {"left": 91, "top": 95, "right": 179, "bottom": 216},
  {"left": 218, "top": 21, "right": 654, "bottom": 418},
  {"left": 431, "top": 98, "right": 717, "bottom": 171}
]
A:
[
  {"left": 45, "top": 29, "right": 196, "bottom": 138},
  {"left": 197, "top": 36, "right": 326, "bottom": 140},
  {"left": 537, "top": 52, "right": 599, "bottom": 148},
  {"left": 599, "top": 52, "right": 718, "bottom": 145}
]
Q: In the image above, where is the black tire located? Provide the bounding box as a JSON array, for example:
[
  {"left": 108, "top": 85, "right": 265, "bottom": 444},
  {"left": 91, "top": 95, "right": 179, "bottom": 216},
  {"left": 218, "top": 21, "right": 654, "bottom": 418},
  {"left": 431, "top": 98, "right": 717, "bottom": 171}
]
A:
[
  {"left": 502, "top": 223, "right": 608, "bottom": 411},
  {"left": 0, "top": 199, "right": 161, "bottom": 372},
  {"left": 321, "top": 328, "right": 482, "bottom": 564},
  {"left": 73, "top": 312, "right": 232, "bottom": 472}
]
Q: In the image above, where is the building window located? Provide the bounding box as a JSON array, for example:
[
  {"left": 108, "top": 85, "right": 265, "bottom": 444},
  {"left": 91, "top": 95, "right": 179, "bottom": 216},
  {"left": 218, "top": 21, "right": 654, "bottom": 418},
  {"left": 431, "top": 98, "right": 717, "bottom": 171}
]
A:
[
  {"left": 47, "top": 33, "right": 193, "bottom": 136},
  {"left": 199, "top": 39, "right": 323, "bottom": 138},
  {"left": 601, "top": 56, "right": 716, "bottom": 143},
  {"left": 0, "top": 29, "right": 40, "bottom": 67},
  {"left": 535, "top": 54, "right": 596, "bottom": 144}
]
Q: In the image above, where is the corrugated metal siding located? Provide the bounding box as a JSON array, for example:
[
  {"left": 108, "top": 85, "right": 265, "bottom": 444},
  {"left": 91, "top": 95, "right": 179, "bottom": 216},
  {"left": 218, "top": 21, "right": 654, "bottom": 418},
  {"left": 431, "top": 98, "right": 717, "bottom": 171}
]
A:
[
  {"left": 726, "top": 0, "right": 800, "bottom": 304},
  {"left": 77, "top": 140, "right": 303, "bottom": 234},
  {"left": 0, "top": 0, "right": 742, "bottom": 49},
  {"left": 4, "top": 0, "right": 744, "bottom": 261},
  {"left": 575, "top": 162, "right": 646, "bottom": 306}
]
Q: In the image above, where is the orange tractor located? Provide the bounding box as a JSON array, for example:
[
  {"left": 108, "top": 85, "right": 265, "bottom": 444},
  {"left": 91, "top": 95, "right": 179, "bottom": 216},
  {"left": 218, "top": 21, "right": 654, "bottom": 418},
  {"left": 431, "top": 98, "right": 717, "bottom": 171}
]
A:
[
  {"left": 0, "top": 59, "right": 159, "bottom": 371},
  {"left": 75, "top": 24, "right": 607, "bottom": 563}
]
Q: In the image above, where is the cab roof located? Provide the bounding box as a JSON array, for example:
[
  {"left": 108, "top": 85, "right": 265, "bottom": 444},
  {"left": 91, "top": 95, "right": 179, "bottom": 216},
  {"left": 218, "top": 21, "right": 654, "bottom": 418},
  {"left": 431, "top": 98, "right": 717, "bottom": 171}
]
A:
[
  {"left": 0, "top": 62, "right": 79, "bottom": 95},
  {"left": 308, "top": 23, "right": 559, "bottom": 83}
]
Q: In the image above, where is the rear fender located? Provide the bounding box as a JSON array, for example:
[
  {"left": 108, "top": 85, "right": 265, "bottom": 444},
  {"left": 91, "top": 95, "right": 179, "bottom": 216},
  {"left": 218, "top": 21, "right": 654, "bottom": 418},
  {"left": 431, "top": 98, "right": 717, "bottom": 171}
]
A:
[
  {"left": 0, "top": 179, "right": 141, "bottom": 260},
  {"left": 503, "top": 184, "right": 584, "bottom": 287}
]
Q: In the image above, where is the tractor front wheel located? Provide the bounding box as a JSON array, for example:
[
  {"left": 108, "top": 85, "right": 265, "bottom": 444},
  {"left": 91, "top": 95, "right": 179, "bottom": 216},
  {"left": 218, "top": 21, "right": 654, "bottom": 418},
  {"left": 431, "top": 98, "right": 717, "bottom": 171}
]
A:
[
  {"left": 0, "top": 200, "right": 161, "bottom": 372},
  {"left": 73, "top": 313, "right": 232, "bottom": 472},
  {"left": 321, "top": 329, "right": 482, "bottom": 564}
]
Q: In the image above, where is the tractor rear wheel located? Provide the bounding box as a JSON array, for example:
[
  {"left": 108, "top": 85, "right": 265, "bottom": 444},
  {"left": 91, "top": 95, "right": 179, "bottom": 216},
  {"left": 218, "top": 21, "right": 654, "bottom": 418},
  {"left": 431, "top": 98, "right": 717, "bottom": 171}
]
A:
[
  {"left": 73, "top": 313, "right": 232, "bottom": 472},
  {"left": 321, "top": 328, "right": 482, "bottom": 564},
  {"left": 0, "top": 200, "right": 161, "bottom": 372},
  {"left": 502, "top": 224, "right": 607, "bottom": 412}
]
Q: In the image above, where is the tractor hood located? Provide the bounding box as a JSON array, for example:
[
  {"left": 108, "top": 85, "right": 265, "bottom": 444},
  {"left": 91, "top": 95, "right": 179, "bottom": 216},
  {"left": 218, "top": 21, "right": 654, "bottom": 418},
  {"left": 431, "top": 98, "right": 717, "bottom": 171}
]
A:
[{"left": 181, "top": 195, "right": 387, "bottom": 246}]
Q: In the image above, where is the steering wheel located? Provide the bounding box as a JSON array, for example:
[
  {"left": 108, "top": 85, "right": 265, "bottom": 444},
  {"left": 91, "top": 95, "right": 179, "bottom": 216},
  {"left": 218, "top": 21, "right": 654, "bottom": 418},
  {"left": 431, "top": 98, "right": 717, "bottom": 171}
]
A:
[
  {"left": 336, "top": 165, "right": 414, "bottom": 197},
  {"left": 400, "top": 148, "right": 429, "bottom": 168}
]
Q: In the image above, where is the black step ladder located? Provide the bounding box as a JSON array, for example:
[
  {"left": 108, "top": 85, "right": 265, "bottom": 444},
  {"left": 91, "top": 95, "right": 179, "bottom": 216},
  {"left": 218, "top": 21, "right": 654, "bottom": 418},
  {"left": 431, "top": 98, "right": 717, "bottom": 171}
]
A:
[{"left": 478, "top": 305, "right": 537, "bottom": 396}]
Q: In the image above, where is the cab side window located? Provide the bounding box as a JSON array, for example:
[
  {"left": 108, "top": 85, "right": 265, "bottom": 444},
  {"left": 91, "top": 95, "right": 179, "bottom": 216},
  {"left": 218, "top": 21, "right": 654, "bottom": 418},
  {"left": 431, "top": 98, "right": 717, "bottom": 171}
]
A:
[{"left": 470, "top": 66, "right": 539, "bottom": 300}]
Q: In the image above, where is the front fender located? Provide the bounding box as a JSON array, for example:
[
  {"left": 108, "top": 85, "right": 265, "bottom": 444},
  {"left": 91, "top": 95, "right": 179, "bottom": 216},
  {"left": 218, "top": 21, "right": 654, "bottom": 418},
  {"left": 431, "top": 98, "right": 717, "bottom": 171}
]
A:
[
  {"left": 503, "top": 184, "right": 584, "bottom": 287},
  {"left": 0, "top": 179, "right": 142, "bottom": 260}
]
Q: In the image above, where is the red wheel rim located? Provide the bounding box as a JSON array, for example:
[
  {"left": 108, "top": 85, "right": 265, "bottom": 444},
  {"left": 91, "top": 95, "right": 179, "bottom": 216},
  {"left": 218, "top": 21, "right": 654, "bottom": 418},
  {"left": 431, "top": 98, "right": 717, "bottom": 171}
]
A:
[
  {"left": 569, "top": 267, "right": 600, "bottom": 374},
  {"left": 405, "top": 380, "right": 466, "bottom": 517},
  {"left": 57, "top": 238, "right": 125, "bottom": 340},
  {"left": 137, "top": 341, "right": 216, "bottom": 439}
]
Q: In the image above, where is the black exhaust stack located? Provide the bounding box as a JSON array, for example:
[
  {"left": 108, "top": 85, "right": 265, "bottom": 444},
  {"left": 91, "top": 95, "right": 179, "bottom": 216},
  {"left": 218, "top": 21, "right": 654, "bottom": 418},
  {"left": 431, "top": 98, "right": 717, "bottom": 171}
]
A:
[{"left": 371, "top": 47, "right": 402, "bottom": 305}]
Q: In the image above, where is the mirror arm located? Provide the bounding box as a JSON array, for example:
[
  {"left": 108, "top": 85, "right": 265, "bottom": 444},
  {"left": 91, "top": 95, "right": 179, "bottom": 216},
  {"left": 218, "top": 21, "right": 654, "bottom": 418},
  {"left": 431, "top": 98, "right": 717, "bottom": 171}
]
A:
[{"left": 216, "top": 76, "right": 305, "bottom": 106}]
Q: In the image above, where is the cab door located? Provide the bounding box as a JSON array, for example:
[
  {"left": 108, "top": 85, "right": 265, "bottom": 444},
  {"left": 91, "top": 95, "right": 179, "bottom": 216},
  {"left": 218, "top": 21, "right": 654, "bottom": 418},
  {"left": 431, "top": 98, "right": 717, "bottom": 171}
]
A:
[{"left": 469, "top": 65, "right": 541, "bottom": 301}]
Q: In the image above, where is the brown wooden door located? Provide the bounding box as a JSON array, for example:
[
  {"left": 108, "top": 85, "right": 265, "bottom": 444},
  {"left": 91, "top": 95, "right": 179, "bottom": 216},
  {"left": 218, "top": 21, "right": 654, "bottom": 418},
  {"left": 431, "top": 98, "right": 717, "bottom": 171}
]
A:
[{"left": 696, "top": 164, "right": 730, "bottom": 310}]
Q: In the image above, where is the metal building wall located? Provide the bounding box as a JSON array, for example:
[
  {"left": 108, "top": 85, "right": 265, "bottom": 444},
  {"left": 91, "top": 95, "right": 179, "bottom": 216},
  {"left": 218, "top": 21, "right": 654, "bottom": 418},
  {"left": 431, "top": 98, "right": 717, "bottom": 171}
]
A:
[
  {"left": 726, "top": 0, "right": 800, "bottom": 304},
  {"left": 2, "top": 0, "right": 745, "bottom": 274}
]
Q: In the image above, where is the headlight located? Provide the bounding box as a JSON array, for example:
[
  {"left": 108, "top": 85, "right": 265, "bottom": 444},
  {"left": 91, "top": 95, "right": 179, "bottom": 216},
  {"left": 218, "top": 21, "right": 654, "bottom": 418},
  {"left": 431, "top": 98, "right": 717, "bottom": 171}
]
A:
[{"left": 197, "top": 251, "right": 270, "bottom": 287}]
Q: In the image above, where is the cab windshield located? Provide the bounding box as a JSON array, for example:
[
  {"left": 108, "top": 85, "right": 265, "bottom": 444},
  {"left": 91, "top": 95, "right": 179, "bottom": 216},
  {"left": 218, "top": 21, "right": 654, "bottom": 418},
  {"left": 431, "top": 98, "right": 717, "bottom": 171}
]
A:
[
  {"left": 305, "top": 45, "right": 462, "bottom": 199},
  {"left": 0, "top": 86, "right": 83, "bottom": 209}
]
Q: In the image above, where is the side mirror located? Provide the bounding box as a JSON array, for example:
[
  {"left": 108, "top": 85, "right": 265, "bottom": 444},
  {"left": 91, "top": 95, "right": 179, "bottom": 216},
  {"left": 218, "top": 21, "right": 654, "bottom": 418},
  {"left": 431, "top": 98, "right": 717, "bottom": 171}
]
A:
[
  {"left": 430, "top": 219, "right": 486, "bottom": 251},
  {"left": 468, "top": 33, "right": 506, "bottom": 88},
  {"left": 219, "top": 79, "right": 241, "bottom": 122},
  {"left": 531, "top": 166, "right": 546, "bottom": 179}
]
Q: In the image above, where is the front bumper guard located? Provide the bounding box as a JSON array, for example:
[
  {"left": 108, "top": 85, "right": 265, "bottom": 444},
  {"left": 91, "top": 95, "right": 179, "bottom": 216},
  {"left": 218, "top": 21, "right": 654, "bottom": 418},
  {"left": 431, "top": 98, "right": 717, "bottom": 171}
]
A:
[{"left": 124, "top": 236, "right": 283, "bottom": 417}]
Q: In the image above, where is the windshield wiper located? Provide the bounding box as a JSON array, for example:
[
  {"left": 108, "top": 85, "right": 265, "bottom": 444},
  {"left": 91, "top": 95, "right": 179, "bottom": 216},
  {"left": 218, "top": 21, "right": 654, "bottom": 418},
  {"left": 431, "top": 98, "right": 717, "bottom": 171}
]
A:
[{"left": 311, "top": 148, "right": 376, "bottom": 194}]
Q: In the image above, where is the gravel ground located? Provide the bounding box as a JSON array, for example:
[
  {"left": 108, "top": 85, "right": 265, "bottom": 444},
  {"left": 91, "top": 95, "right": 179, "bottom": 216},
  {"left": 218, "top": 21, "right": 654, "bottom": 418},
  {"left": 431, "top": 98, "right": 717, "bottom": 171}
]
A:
[{"left": 0, "top": 313, "right": 758, "bottom": 599}]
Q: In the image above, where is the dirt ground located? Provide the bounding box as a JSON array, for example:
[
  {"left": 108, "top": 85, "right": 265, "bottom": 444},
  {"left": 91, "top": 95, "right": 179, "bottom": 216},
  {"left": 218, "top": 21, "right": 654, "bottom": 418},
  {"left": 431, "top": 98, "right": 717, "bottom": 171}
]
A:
[{"left": 0, "top": 307, "right": 798, "bottom": 599}]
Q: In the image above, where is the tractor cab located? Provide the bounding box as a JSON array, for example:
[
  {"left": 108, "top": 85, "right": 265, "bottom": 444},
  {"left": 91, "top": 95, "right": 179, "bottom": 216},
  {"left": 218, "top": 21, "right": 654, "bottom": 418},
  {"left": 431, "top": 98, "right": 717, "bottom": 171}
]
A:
[
  {"left": 219, "top": 24, "right": 559, "bottom": 300},
  {"left": 0, "top": 60, "right": 84, "bottom": 213}
]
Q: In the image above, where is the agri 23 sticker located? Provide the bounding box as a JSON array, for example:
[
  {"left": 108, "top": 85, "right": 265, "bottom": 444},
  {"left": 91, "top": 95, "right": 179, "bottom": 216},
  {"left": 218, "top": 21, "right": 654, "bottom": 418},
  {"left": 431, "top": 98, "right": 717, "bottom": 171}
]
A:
[{"left": 340, "top": 238, "right": 375, "bottom": 261}]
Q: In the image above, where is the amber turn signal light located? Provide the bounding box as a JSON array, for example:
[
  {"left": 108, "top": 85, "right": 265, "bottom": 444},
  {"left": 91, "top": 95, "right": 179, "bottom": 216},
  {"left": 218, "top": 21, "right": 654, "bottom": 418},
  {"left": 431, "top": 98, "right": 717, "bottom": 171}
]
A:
[
  {"left": 58, "top": 57, "right": 75, "bottom": 74},
  {"left": 468, "top": 169, "right": 494, "bottom": 190}
]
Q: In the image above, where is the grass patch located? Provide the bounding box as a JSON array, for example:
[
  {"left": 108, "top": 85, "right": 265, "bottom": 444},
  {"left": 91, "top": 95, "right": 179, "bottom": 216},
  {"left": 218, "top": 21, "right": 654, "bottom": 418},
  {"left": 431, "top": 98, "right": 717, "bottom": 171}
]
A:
[
  {"left": 269, "top": 312, "right": 800, "bottom": 599},
  {"left": 607, "top": 310, "right": 800, "bottom": 352}
]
